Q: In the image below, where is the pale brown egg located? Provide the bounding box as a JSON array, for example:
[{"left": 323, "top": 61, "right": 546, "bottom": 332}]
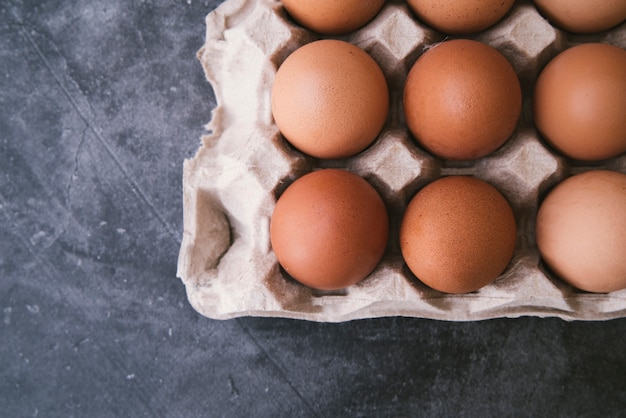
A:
[
  {"left": 400, "top": 176, "right": 517, "bottom": 294},
  {"left": 272, "top": 39, "right": 389, "bottom": 159},
  {"left": 534, "top": 43, "right": 626, "bottom": 161},
  {"left": 281, "top": 0, "right": 385, "bottom": 35},
  {"left": 403, "top": 39, "right": 521, "bottom": 160},
  {"left": 270, "top": 169, "right": 389, "bottom": 290},
  {"left": 407, "top": 0, "right": 515, "bottom": 34},
  {"left": 536, "top": 170, "right": 626, "bottom": 293},
  {"left": 534, "top": 0, "right": 626, "bottom": 34}
]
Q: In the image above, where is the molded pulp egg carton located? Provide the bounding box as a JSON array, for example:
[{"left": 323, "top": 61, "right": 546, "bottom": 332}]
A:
[{"left": 177, "top": 0, "right": 626, "bottom": 322}]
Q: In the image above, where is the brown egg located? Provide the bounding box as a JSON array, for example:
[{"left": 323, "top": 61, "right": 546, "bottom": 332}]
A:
[
  {"left": 534, "top": 43, "right": 626, "bottom": 161},
  {"left": 534, "top": 0, "right": 626, "bottom": 33},
  {"left": 536, "top": 170, "right": 626, "bottom": 293},
  {"left": 272, "top": 40, "right": 389, "bottom": 159},
  {"left": 403, "top": 39, "right": 521, "bottom": 160},
  {"left": 281, "top": 0, "right": 385, "bottom": 35},
  {"left": 270, "top": 169, "right": 389, "bottom": 290},
  {"left": 400, "top": 176, "right": 517, "bottom": 294},
  {"left": 407, "top": 0, "right": 515, "bottom": 34}
]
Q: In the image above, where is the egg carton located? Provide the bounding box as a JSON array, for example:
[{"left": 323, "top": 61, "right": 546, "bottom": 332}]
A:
[{"left": 177, "top": 0, "right": 626, "bottom": 321}]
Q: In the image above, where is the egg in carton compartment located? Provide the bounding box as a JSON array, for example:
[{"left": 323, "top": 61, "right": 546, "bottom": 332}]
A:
[{"left": 177, "top": 0, "right": 626, "bottom": 322}]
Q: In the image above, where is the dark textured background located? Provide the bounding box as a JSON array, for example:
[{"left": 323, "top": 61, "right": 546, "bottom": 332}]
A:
[{"left": 1, "top": 1, "right": 625, "bottom": 417}]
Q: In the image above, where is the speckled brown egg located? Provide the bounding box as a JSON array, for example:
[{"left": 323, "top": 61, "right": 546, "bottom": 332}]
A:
[
  {"left": 534, "top": 43, "right": 626, "bottom": 161},
  {"left": 270, "top": 169, "right": 389, "bottom": 290},
  {"left": 403, "top": 39, "right": 521, "bottom": 160},
  {"left": 272, "top": 39, "right": 389, "bottom": 159},
  {"left": 400, "top": 176, "right": 517, "bottom": 294},
  {"left": 281, "top": 0, "right": 385, "bottom": 35},
  {"left": 407, "top": 0, "right": 515, "bottom": 34},
  {"left": 536, "top": 170, "right": 626, "bottom": 293},
  {"left": 534, "top": 0, "right": 626, "bottom": 33}
]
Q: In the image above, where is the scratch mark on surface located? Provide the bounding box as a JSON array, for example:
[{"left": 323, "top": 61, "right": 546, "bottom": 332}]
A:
[
  {"left": 3, "top": 307, "right": 11, "bottom": 325},
  {"left": 13, "top": 12, "right": 180, "bottom": 244},
  {"left": 26, "top": 304, "right": 40, "bottom": 314},
  {"left": 236, "top": 319, "right": 321, "bottom": 417},
  {"left": 65, "top": 123, "right": 90, "bottom": 209},
  {"left": 72, "top": 336, "right": 90, "bottom": 352},
  {"left": 227, "top": 375, "right": 240, "bottom": 399}
]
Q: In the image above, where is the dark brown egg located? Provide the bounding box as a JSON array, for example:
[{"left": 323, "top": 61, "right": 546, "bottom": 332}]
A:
[
  {"left": 270, "top": 169, "right": 389, "bottom": 290},
  {"left": 400, "top": 176, "right": 517, "bottom": 294},
  {"left": 407, "top": 0, "right": 515, "bottom": 34},
  {"left": 281, "top": 0, "right": 385, "bottom": 35},
  {"left": 403, "top": 39, "right": 521, "bottom": 160}
]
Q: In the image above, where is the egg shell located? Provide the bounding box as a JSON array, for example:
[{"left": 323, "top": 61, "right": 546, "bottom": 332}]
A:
[
  {"left": 271, "top": 39, "right": 389, "bottom": 159},
  {"left": 407, "top": 0, "right": 515, "bottom": 35},
  {"left": 403, "top": 39, "right": 522, "bottom": 161},
  {"left": 270, "top": 169, "right": 389, "bottom": 291},
  {"left": 281, "top": 0, "right": 385, "bottom": 35},
  {"left": 400, "top": 176, "right": 517, "bottom": 294},
  {"left": 534, "top": 43, "right": 626, "bottom": 161},
  {"left": 536, "top": 170, "right": 626, "bottom": 293},
  {"left": 534, "top": 0, "right": 626, "bottom": 34}
]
